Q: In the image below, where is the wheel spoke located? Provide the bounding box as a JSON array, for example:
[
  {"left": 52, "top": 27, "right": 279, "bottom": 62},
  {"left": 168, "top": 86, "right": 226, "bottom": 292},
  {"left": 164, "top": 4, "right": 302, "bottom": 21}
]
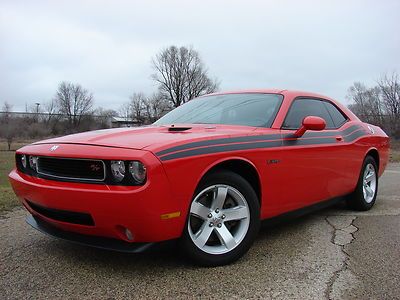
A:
[
  {"left": 212, "top": 186, "right": 228, "bottom": 210},
  {"left": 365, "top": 185, "right": 374, "bottom": 197},
  {"left": 365, "top": 171, "right": 375, "bottom": 182},
  {"left": 190, "top": 201, "right": 211, "bottom": 220},
  {"left": 215, "top": 224, "right": 236, "bottom": 250},
  {"left": 222, "top": 206, "right": 248, "bottom": 221},
  {"left": 194, "top": 222, "right": 214, "bottom": 248}
]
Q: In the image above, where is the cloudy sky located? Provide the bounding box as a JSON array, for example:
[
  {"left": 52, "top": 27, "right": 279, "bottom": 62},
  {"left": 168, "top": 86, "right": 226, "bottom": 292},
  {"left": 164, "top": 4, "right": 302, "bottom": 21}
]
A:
[{"left": 0, "top": 0, "right": 399, "bottom": 112}]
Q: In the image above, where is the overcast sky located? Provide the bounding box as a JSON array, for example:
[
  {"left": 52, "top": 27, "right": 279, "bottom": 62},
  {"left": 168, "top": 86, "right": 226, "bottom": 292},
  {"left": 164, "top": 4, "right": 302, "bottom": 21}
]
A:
[{"left": 0, "top": 0, "right": 399, "bottom": 112}]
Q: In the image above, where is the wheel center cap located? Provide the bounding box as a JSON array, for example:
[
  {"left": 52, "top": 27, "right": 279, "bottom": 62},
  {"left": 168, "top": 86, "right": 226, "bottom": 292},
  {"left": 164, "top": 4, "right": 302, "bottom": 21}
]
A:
[
  {"left": 212, "top": 217, "right": 222, "bottom": 225},
  {"left": 211, "top": 212, "right": 222, "bottom": 225}
]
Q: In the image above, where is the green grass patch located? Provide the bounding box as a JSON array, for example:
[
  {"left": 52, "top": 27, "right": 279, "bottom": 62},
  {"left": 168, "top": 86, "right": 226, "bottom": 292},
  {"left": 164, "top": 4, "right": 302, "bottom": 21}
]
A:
[
  {"left": 0, "top": 143, "right": 23, "bottom": 212},
  {"left": 0, "top": 187, "right": 20, "bottom": 212},
  {"left": 390, "top": 150, "right": 400, "bottom": 163},
  {"left": 390, "top": 140, "right": 400, "bottom": 163},
  {"left": 0, "top": 150, "right": 15, "bottom": 188}
]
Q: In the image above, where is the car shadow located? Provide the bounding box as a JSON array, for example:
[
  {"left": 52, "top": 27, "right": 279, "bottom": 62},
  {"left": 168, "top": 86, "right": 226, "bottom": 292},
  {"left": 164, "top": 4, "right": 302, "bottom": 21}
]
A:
[{"left": 40, "top": 201, "right": 346, "bottom": 271}]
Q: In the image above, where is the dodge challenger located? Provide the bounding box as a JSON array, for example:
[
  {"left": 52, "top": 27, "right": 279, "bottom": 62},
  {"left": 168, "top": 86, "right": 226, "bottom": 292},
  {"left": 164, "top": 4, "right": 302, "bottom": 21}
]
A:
[{"left": 9, "top": 89, "right": 389, "bottom": 266}]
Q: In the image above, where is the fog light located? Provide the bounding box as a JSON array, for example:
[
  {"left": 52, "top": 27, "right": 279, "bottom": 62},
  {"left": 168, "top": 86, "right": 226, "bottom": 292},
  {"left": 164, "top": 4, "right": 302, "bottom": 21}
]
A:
[{"left": 125, "top": 228, "right": 134, "bottom": 241}]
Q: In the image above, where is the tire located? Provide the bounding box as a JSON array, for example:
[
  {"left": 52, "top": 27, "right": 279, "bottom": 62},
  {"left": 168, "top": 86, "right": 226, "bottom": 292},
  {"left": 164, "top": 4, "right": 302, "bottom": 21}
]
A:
[
  {"left": 181, "top": 170, "right": 260, "bottom": 267},
  {"left": 347, "top": 156, "right": 378, "bottom": 211}
]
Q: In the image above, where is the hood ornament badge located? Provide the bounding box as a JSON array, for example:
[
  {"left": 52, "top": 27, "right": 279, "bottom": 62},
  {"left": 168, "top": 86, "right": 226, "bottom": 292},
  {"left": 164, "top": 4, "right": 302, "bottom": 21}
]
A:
[{"left": 50, "top": 145, "right": 59, "bottom": 151}]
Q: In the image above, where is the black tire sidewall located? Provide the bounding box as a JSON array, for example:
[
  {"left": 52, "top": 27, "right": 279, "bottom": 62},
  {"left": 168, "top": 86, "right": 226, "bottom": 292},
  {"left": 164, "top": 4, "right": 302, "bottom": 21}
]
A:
[
  {"left": 181, "top": 170, "right": 260, "bottom": 267},
  {"left": 349, "top": 156, "right": 379, "bottom": 211}
]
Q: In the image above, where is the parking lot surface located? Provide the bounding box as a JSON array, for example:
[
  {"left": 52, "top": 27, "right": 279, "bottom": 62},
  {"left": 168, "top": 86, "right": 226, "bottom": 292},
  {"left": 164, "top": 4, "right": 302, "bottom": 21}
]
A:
[{"left": 1, "top": 164, "right": 399, "bottom": 299}]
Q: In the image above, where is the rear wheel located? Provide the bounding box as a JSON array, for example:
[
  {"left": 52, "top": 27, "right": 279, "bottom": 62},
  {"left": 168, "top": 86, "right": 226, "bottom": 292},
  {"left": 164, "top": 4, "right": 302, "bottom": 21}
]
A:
[
  {"left": 181, "top": 170, "right": 260, "bottom": 266},
  {"left": 347, "top": 156, "right": 378, "bottom": 211}
]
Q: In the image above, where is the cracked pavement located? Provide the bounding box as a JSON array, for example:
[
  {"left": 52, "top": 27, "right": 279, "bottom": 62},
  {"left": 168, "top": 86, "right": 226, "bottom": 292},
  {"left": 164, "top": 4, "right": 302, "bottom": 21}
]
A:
[{"left": 0, "top": 163, "right": 399, "bottom": 299}]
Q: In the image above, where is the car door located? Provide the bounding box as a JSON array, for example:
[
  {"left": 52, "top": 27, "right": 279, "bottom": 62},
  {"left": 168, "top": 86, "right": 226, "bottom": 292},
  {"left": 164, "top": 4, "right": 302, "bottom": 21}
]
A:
[{"left": 277, "top": 97, "right": 351, "bottom": 209}]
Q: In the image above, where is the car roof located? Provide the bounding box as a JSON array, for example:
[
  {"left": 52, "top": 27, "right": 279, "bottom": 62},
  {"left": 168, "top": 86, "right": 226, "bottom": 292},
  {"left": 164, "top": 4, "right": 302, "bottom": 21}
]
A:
[{"left": 207, "top": 89, "right": 335, "bottom": 101}]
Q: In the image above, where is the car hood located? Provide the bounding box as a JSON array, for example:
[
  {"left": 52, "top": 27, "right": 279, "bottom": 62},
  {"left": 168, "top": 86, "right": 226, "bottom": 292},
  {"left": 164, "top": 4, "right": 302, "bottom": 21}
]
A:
[{"left": 33, "top": 124, "right": 273, "bottom": 153}]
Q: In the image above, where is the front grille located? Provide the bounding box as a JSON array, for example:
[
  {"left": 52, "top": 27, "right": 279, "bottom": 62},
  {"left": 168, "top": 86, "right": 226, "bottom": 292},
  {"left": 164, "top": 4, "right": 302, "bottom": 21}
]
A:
[
  {"left": 37, "top": 157, "right": 106, "bottom": 182},
  {"left": 26, "top": 200, "right": 95, "bottom": 226}
]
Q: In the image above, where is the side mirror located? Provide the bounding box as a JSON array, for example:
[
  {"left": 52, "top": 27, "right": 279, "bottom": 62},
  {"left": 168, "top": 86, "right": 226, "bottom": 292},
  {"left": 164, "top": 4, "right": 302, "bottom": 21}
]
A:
[{"left": 293, "top": 116, "right": 326, "bottom": 137}]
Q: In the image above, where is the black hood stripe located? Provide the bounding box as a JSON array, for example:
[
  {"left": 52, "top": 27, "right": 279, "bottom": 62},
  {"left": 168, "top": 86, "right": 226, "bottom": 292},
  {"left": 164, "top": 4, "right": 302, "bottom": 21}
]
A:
[
  {"left": 156, "top": 124, "right": 361, "bottom": 157},
  {"left": 159, "top": 127, "right": 368, "bottom": 161}
]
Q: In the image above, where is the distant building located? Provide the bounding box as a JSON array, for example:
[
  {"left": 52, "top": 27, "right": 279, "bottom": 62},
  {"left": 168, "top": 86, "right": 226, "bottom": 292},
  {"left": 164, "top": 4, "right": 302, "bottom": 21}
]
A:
[{"left": 111, "top": 117, "right": 141, "bottom": 128}]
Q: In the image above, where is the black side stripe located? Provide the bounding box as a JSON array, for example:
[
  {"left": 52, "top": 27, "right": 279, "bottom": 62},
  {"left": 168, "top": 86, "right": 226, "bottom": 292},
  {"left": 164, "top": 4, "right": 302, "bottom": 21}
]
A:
[
  {"left": 156, "top": 133, "right": 282, "bottom": 156},
  {"left": 344, "top": 128, "right": 368, "bottom": 142},
  {"left": 159, "top": 127, "right": 368, "bottom": 161},
  {"left": 156, "top": 124, "right": 361, "bottom": 157}
]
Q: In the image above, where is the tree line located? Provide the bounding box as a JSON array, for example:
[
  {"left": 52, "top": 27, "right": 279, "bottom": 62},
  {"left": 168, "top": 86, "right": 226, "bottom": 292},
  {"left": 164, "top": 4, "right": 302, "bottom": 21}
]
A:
[
  {"left": 347, "top": 72, "right": 399, "bottom": 139},
  {"left": 0, "top": 45, "right": 219, "bottom": 150},
  {"left": 1, "top": 45, "right": 398, "bottom": 150}
]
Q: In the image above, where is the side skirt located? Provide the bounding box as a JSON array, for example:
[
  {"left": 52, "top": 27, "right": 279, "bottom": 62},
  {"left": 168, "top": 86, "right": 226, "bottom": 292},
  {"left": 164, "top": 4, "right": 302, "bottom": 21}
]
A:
[{"left": 261, "top": 196, "right": 345, "bottom": 228}]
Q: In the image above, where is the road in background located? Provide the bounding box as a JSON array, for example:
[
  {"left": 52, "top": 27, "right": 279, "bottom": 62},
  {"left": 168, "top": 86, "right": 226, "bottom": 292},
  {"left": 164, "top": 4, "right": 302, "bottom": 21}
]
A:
[{"left": 1, "top": 164, "right": 399, "bottom": 299}]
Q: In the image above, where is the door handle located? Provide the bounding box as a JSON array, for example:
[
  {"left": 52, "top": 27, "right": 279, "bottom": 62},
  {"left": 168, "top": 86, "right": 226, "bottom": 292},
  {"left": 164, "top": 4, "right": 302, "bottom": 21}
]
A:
[{"left": 335, "top": 136, "right": 343, "bottom": 142}]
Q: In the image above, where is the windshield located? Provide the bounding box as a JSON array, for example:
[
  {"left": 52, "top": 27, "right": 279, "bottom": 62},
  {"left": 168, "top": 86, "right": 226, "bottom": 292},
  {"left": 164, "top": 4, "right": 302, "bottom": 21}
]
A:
[{"left": 154, "top": 93, "right": 283, "bottom": 127}]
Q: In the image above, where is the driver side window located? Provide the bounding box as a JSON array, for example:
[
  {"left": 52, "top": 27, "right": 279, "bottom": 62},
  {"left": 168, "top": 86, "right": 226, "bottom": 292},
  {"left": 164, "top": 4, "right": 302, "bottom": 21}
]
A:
[{"left": 283, "top": 98, "right": 335, "bottom": 129}]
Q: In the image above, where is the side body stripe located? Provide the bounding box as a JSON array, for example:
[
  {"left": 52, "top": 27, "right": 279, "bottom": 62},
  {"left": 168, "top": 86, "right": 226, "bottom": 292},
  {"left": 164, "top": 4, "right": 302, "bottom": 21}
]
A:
[{"left": 157, "top": 125, "right": 368, "bottom": 161}]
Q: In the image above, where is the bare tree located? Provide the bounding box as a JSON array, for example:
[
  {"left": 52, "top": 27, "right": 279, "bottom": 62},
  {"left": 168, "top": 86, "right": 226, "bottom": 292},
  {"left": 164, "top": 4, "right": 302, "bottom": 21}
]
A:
[
  {"left": 94, "top": 108, "right": 117, "bottom": 129},
  {"left": 43, "top": 99, "right": 57, "bottom": 124},
  {"left": 130, "top": 92, "right": 146, "bottom": 124},
  {"left": 54, "top": 81, "right": 94, "bottom": 130},
  {"left": 0, "top": 119, "right": 19, "bottom": 150},
  {"left": 119, "top": 102, "right": 132, "bottom": 122},
  {"left": 347, "top": 82, "right": 384, "bottom": 127},
  {"left": 151, "top": 46, "right": 219, "bottom": 108},
  {"left": 1, "top": 101, "right": 13, "bottom": 123},
  {"left": 143, "top": 93, "right": 171, "bottom": 123},
  {"left": 378, "top": 72, "right": 400, "bottom": 137}
]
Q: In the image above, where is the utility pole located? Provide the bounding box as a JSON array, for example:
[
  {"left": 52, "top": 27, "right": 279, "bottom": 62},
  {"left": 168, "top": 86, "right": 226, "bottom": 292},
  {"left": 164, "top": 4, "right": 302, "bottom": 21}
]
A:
[{"left": 35, "top": 102, "right": 40, "bottom": 122}]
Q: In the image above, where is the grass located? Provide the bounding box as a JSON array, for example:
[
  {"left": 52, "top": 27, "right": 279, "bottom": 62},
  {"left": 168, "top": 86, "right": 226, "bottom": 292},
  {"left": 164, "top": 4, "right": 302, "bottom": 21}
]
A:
[
  {"left": 0, "top": 151, "right": 20, "bottom": 212},
  {"left": 0, "top": 140, "right": 32, "bottom": 213},
  {"left": 390, "top": 140, "right": 400, "bottom": 163}
]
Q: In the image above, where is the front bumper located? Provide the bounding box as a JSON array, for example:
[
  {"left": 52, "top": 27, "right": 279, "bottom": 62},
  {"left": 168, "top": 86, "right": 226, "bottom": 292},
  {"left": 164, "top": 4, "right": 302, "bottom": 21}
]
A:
[
  {"left": 26, "top": 214, "right": 154, "bottom": 252},
  {"left": 9, "top": 145, "right": 186, "bottom": 243}
]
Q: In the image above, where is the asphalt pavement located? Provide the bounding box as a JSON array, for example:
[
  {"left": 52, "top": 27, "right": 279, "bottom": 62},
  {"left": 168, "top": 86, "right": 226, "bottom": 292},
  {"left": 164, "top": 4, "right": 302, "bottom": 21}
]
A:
[{"left": 1, "top": 163, "right": 399, "bottom": 299}]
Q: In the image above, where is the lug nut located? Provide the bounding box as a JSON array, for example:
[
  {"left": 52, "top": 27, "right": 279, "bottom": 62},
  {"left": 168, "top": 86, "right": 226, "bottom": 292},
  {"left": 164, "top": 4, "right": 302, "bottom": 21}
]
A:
[
  {"left": 215, "top": 208, "right": 220, "bottom": 213},
  {"left": 209, "top": 222, "right": 214, "bottom": 227},
  {"left": 221, "top": 214, "right": 226, "bottom": 219},
  {"left": 208, "top": 213, "right": 212, "bottom": 218},
  {"left": 217, "top": 223, "right": 222, "bottom": 228}
]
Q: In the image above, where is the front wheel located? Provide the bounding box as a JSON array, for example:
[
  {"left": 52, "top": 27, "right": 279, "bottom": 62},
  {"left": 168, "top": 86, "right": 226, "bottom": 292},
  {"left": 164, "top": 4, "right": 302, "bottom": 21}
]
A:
[
  {"left": 181, "top": 170, "right": 260, "bottom": 266},
  {"left": 347, "top": 156, "right": 378, "bottom": 211}
]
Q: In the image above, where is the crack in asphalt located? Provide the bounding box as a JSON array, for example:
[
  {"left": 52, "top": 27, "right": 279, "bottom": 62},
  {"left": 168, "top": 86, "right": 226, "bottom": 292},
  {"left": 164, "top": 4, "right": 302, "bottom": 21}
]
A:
[{"left": 324, "top": 216, "right": 359, "bottom": 300}]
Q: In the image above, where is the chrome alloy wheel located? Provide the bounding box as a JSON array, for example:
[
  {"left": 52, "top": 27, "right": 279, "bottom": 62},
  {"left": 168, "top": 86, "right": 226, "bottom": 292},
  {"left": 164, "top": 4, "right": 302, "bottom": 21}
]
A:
[
  {"left": 363, "top": 163, "right": 377, "bottom": 203},
  {"left": 188, "top": 184, "right": 250, "bottom": 255}
]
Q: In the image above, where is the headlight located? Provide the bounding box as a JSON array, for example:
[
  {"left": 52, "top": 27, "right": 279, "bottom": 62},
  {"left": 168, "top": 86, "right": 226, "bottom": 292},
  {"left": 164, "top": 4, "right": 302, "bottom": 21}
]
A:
[
  {"left": 29, "top": 156, "right": 38, "bottom": 170},
  {"left": 21, "top": 155, "right": 27, "bottom": 168},
  {"left": 129, "top": 161, "right": 146, "bottom": 184},
  {"left": 110, "top": 160, "right": 125, "bottom": 182}
]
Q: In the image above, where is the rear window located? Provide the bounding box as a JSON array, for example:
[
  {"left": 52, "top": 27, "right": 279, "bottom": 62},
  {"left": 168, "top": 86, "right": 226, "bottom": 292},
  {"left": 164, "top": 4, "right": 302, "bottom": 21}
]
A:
[{"left": 323, "top": 101, "right": 348, "bottom": 128}]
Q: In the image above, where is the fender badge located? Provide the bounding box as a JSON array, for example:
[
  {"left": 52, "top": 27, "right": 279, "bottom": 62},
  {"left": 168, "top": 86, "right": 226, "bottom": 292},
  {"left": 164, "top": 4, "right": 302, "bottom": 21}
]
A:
[
  {"left": 267, "top": 159, "right": 280, "bottom": 165},
  {"left": 50, "top": 145, "right": 59, "bottom": 151}
]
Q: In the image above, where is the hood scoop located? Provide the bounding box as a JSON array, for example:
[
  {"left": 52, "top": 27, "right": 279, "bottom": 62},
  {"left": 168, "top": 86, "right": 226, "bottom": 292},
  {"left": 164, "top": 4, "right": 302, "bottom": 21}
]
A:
[{"left": 168, "top": 125, "right": 192, "bottom": 132}]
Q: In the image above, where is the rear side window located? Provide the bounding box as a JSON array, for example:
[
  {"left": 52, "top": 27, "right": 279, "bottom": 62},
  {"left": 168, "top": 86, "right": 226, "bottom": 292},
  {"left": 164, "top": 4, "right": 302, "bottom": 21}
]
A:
[
  {"left": 323, "top": 101, "right": 348, "bottom": 128},
  {"left": 282, "top": 98, "right": 335, "bottom": 129}
]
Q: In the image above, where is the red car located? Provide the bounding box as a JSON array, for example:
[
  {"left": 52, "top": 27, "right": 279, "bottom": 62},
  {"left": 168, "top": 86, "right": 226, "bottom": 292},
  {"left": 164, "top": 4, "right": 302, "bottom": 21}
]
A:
[{"left": 9, "top": 89, "right": 389, "bottom": 266}]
